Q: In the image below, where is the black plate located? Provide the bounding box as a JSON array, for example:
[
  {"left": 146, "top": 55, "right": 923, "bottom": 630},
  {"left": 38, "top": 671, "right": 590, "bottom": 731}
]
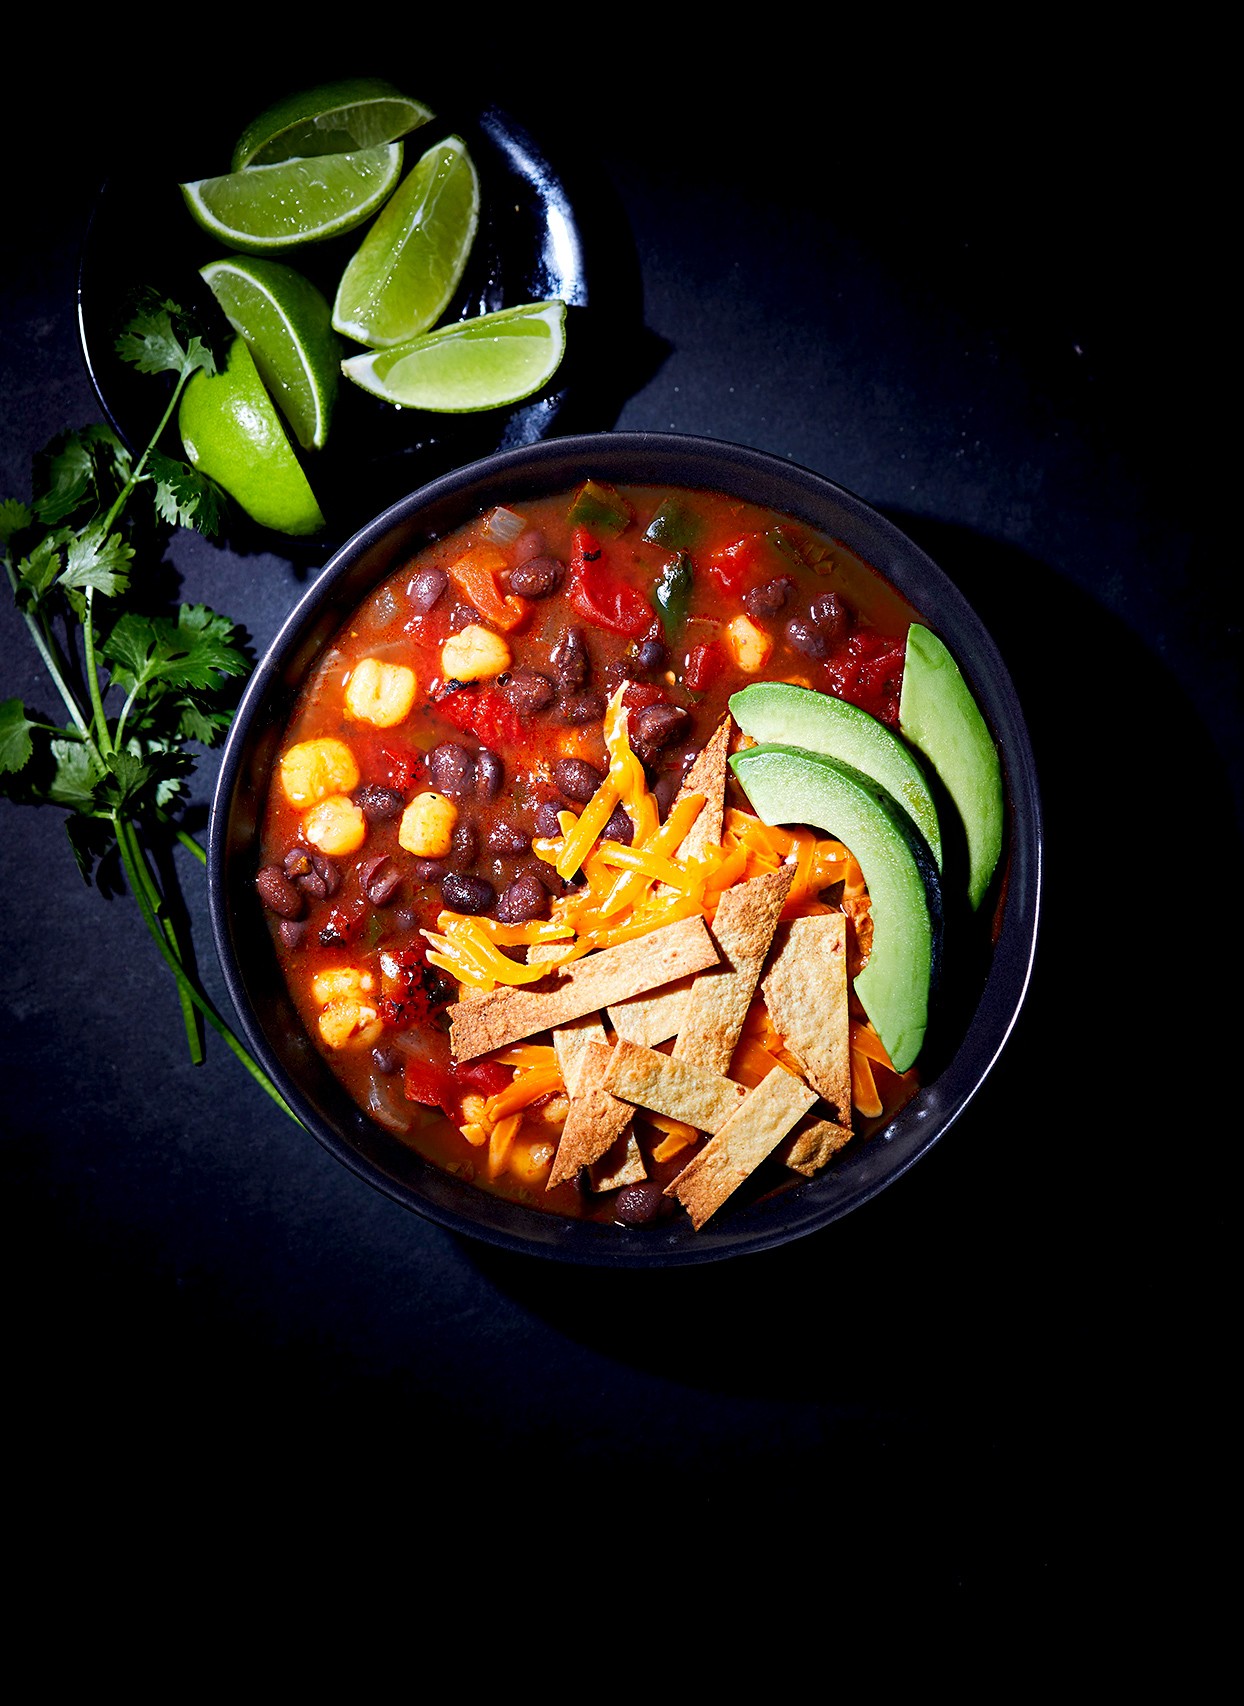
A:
[{"left": 77, "top": 96, "right": 644, "bottom": 554}]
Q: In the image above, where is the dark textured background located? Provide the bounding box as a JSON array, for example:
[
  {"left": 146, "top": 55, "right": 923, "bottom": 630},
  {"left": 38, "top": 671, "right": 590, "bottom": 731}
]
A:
[{"left": 2, "top": 36, "right": 1231, "bottom": 1598}]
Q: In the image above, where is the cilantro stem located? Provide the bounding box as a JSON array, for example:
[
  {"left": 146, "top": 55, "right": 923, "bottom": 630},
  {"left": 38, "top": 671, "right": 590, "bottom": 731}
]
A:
[
  {"left": 110, "top": 806, "right": 300, "bottom": 1123},
  {"left": 4, "top": 557, "right": 94, "bottom": 745},
  {"left": 116, "top": 812, "right": 203, "bottom": 1063}
]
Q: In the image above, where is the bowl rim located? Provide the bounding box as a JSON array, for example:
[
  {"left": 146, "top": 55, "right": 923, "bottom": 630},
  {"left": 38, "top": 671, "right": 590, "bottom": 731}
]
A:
[{"left": 207, "top": 429, "right": 1044, "bottom": 1266}]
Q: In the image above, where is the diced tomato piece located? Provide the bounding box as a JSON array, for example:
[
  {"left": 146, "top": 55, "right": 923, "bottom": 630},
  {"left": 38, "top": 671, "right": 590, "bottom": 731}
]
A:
[
  {"left": 453, "top": 1060, "right": 512, "bottom": 1098},
  {"left": 435, "top": 685, "right": 524, "bottom": 748},
  {"left": 703, "top": 536, "right": 757, "bottom": 595},
  {"left": 567, "top": 527, "right": 655, "bottom": 639},
  {"left": 621, "top": 680, "right": 666, "bottom": 712},
  {"left": 404, "top": 1059, "right": 461, "bottom": 1119},
  {"left": 683, "top": 640, "right": 726, "bottom": 692},
  {"left": 403, "top": 1056, "right": 514, "bottom": 1121}
]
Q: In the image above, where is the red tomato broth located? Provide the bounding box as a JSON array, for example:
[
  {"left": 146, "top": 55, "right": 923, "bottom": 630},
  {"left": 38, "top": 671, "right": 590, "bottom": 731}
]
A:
[{"left": 256, "top": 481, "right": 924, "bottom": 1223}]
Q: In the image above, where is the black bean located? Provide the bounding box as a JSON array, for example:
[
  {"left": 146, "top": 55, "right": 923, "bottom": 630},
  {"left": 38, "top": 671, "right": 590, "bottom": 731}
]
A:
[
  {"left": 411, "top": 857, "right": 449, "bottom": 884},
  {"left": 519, "top": 858, "right": 564, "bottom": 894},
  {"left": 743, "top": 575, "right": 796, "bottom": 617},
  {"left": 372, "top": 1046, "right": 400, "bottom": 1075},
  {"left": 635, "top": 637, "right": 667, "bottom": 672},
  {"left": 407, "top": 567, "right": 448, "bottom": 612},
  {"left": 495, "top": 871, "right": 551, "bottom": 924},
  {"left": 534, "top": 801, "right": 564, "bottom": 838},
  {"left": 809, "top": 590, "right": 850, "bottom": 645},
  {"left": 278, "top": 919, "right": 309, "bottom": 950},
  {"left": 631, "top": 701, "right": 691, "bottom": 755},
  {"left": 449, "top": 820, "right": 480, "bottom": 869},
  {"left": 554, "top": 757, "right": 605, "bottom": 803},
  {"left": 447, "top": 602, "right": 481, "bottom": 631},
  {"left": 440, "top": 872, "right": 496, "bottom": 915},
  {"left": 499, "top": 667, "right": 556, "bottom": 715},
  {"left": 356, "top": 784, "right": 405, "bottom": 821},
  {"left": 603, "top": 658, "right": 638, "bottom": 694},
  {"left": 558, "top": 692, "right": 606, "bottom": 725},
  {"left": 614, "top": 1181, "right": 666, "bottom": 1225},
  {"left": 290, "top": 849, "right": 340, "bottom": 899},
  {"left": 786, "top": 615, "right": 830, "bottom": 660},
  {"left": 256, "top": 865, "right": 304, "bottom": 919},
  {"left": 601, "top": 803, "right": 635, "bottom": 845},
  {"left": 426, "top": 741, "right": 476, "bottom": 798},
  {"left": 507, "top": 554, "right": 563, "bottom": 598},
  {"left": 486, "top": 819, "right": 532, "bottom": 855},
  {"left": 512, "top": 528, "right": 547, "bottom": 562},
  {"left": 476, "top": 748, "right": 503, "bottom": 801},
  {"left": 358, "top": 854, "right": 402, "bottom": 906},
  {"left": 550, "top": 626, "right": 589, "bottom": 690}
]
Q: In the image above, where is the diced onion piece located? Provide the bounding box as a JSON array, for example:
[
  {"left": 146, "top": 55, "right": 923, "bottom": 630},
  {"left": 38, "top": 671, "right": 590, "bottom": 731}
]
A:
[{"left": 481, "top": 505, "right": 527, "bottom": 544}]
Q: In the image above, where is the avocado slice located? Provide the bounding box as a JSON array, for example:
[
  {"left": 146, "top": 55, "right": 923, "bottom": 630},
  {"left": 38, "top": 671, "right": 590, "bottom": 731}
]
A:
[
  {"left": 729, "top": 680, "right": 942, "bottom": 870},
  {"left": 898, "top": 624, "right": 1003, "bottom": 911},
  {"left": 729, "top": 743, "right": 941, "bottom": 1073}
]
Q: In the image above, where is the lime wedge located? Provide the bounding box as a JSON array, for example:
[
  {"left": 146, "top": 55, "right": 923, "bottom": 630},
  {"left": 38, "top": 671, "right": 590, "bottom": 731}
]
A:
[
  {"left": 231, "top": 77, "right": 434, "bottom": 170},
  {"left": 200, "top": 256, "right": 341, "bottom": 449},
  {"left": 340, "top": 300, "right": 567, "bottom": 411},
  {"left": 179, "top": 337, "right": 325, "bottom": 536},
  {"left": 180, "top": 143, "right": 404, "bottom": 254},
  {"left": 332, "top": 135, "right": 479, "bottom": 347}
]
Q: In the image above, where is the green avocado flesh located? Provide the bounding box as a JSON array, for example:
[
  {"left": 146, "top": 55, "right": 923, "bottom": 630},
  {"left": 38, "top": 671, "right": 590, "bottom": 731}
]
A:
[
  {"left": 729, "top": 743, "right": 937, "bottom": 1073},
  {"left": 898, "top": 624, "right": 1003, "bottom": 911},
  {"left": 729, "top": 680, "right": 942, "bottom": 870}
]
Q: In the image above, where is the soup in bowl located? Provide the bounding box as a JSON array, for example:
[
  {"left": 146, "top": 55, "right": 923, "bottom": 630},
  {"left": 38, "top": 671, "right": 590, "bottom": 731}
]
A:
[{"left": 209, "top": 432, "right": 1041, "bottom": 1264}]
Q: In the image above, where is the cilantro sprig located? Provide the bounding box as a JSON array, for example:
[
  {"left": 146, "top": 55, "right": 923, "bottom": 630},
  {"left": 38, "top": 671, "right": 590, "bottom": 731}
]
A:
[{"left": 1, "top": 293, "right": 297, "bottom": 1119}]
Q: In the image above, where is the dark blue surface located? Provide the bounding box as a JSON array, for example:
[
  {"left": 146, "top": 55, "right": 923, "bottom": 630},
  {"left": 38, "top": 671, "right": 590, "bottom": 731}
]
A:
[{"left": 2, "top": 41, "right": 1232, "bottom": 1596}]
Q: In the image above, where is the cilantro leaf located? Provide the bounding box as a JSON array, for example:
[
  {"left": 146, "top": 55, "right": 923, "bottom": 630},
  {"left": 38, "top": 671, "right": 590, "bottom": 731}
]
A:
[
  {"left": 115, "top": 295, "right": 217, "bottom": 383},
  {"left": 147, "top": 451, "right": 227, "bottom": 536},
  {"left": 58, "top": 522, "right": 134, "bottom": 600},
  {"left": 0, "top": 698, "right": 35, "bottom": 774},
  {"left": 0, "top": 498, "right": 32, "bottom": 544}
]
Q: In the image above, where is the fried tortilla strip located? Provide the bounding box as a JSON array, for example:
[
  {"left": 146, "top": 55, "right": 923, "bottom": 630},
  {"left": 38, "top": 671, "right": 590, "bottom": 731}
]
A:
[
  {"left": 589, "top": 1128, "right": 647, "bottom": 1192},
  {"left": 761, "top": 912, "right": 853, "bottom": 1126},
  {"left": 549, "top": 1009, "right": 609, "bottom": 1094},
  {"left": 783, "top": 1115, "right": 853, "bottom": 1178},
  {"left": 672, "top": 864, "right": 794, "bottom": 1075},
  {"left": 450, "top": 914, "right": 720, "bottom": 1060},
  {"left": 608, "top": 715, "right": 733, "bottom": 1046},
  {"left": 602, "top": 1037, "right": 748, "bottom": 1134},
  {"left": 667, "top": 1062, "right": 818, "bottom": 1229},
  {"left": 547, "top": 1041, "right": 636, "bottom": 1188}
]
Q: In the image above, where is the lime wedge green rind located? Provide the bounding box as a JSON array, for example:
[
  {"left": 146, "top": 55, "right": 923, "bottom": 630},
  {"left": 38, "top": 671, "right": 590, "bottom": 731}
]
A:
[
  {"left": 340, "top": 301, "right": 567, "bottom": 411},
  {"left": 178, "top": 337, "right": 325, "bottom": 537},
  {"left": 231, "top": 77, "right": 434, "bottom": 169},
  {"left": 199, "top": 257, "right": 341, "bottom": 450},
  {"left": 332, "top": 135, "right": 480, "bottom": 347},
  {"left": 180, "top": 143, "right": 404, "bottom": 254}
]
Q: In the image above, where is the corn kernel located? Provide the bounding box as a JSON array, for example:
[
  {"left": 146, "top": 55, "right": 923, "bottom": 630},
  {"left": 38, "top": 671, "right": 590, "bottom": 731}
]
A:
[
  {"left": 344, "top": 656, "right": 417, "bottom": 728},
  {"left": 311, "top": 966, "right": 375, "bottom": 1007},
  {"left": 508, "top": 1135, "right": 557, "bottom": 1184},
  {"left": 723, "top": 613, "right": 773, "bottom": 673},
  {"left": 398, "top": 790, "right": 458, "bottom": 857},
  {"left": 279, "top": 737, "right": 360, "bottom": 807},
  {"left": 317, "top": 997, "right": 381, "bottom": 1050},
  {"left": 440, "top": 623, "right": 511, "bottom": 682},
  {"left": 303, "top": 793, "right": 367, "bottom": 856}
]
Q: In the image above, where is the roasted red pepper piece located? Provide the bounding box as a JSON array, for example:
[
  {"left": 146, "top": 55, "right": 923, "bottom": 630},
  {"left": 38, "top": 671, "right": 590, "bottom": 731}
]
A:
[{"left": 566, "top": 527, "right": 655, "bottom": 639}]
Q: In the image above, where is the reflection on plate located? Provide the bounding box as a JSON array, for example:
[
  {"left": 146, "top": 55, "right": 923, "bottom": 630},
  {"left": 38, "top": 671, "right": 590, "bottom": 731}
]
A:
[{"left": 77, "top": 97, "right": 645, "bottom": 553}]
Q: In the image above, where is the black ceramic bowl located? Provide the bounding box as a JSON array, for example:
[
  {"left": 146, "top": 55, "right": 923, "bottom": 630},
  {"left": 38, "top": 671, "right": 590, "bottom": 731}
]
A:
[{"left": 208, "top": 432, "right": 1042, "bottom": 1266}]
